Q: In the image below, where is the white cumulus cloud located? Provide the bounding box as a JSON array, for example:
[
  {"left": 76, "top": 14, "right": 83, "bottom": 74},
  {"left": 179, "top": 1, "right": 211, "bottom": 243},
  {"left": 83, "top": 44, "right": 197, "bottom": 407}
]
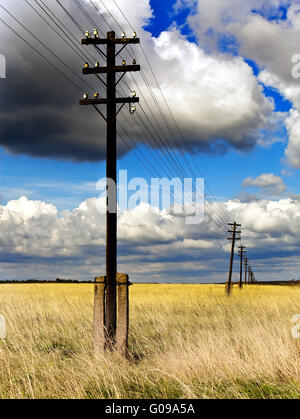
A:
[
  {"left": 183, "top": 0, "right": 300, "bottom": 167},
  {"left": 1, "top": 195, "right": 300, "bottom": 283},
  {"left": 243, "top": 173, "right": 287, "bottom": 196}
]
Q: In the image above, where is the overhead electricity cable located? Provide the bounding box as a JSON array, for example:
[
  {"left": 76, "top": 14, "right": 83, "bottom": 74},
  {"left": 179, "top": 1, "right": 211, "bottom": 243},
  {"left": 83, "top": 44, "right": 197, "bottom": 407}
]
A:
[
  {"left": 106, "top": 0, "right": 231, "bottom": 225},
  {"left": 2, "top": 1, "right": 228, "bottom": 235},
  {"left": 88, "top": 0, "right": 230, "bottom": 229},
  {"left": 0, "top": 3, "right": 94, "bottom": 91},
  {"left": 0, "top": 17, "right": 84, "bottom": 92}
]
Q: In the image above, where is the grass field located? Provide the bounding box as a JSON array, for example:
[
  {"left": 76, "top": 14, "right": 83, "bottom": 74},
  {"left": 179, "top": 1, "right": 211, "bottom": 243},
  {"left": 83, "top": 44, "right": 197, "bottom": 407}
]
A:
[{"left": 0, "top": 283, "right": 299, "bottom": 399}]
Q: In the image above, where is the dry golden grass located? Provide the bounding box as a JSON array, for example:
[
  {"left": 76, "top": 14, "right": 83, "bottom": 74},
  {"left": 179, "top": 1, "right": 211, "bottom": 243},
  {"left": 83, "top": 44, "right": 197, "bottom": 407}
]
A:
[{"left": 0, "top": 283, "right": 299, "bottom": 399}]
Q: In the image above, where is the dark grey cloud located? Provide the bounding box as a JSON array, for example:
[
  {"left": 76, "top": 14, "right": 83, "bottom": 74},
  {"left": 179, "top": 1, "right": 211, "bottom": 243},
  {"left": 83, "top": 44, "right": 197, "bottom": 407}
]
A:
[
  {"left": 0, "top": 0, "right": 276, "bottom": 163},
  {"left": 0, "top": 0, "right": 131, "bottom": 161}
]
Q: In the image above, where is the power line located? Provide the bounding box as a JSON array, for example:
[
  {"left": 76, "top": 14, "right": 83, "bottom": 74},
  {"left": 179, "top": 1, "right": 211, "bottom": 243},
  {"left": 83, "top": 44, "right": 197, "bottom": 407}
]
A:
[
  {"left": 0, "top": 3, "right": 94, "bottom": 91},
  {"left": 57, "top": 1, "right": 226, "bottom": 232},
  {"left": 1, "top": 0, "right": 229, "bottom": 236},
  {"left": 80, "top": 0, "right": 229, "bottom": 232},
  {"left": 96, "top": 0, "right": 230, "bottom": 228},
  {"left": 0, "top": 16, "right": 83, "bottom": 92},
  {"left": 117, "top": 0, "right": 231, "bottom": 224}
]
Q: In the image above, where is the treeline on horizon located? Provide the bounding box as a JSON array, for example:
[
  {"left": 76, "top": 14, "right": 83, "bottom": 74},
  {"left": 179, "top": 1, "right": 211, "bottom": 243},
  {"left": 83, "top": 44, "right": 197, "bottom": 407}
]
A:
[
  {"left": 0, "top": 278, "right": 93, "bottom": 284},
  {"left": 254, "top": 280, "right": 300, "bottom": 286},
  {"left": 0, "top": 279, "right": 300, "bottom": 285}
]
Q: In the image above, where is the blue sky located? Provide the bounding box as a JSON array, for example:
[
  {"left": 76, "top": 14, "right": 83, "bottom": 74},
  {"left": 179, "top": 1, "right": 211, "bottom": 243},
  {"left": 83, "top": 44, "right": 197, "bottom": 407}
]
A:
[
  {"left": 0, "top": 126, "right": 293, "bottom": 211},
  {"left": 0, "top": 0, "right": 297, "bottom": 211}
]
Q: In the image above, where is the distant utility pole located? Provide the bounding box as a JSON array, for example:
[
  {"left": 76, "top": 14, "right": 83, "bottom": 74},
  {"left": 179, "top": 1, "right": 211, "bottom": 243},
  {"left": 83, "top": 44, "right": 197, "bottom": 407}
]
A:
[
  {"left": 226, "top": 222, "right": 241, "bottom": 296},
  {"left": 80, "top": 30, "right": 140, "bottom": 352},
  {"left": 244, "top": 257, "right": 248, "bottom": 285},
  {"left": 248, "top": 266, "right": 251, "bottom": 284},
  {"left": 237, "top": 246, "right": 246, "bottom": 289}
]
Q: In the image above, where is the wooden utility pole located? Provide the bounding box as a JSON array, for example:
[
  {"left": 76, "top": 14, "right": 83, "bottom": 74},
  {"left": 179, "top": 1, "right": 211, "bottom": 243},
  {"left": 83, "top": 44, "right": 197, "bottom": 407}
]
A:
[
  {"left": 244, "top": 257, "right": 248, "bottom": 285},
  {"left": 250, "top": 269, "right": 254, "bottom": 284},
  {"left": 237, "top": 246, "right": 246, "bottom": 289},
  {"left": 226, "top": 222, "right": 241, "bottom": 295},
  {"left": 248, "top": 266, "right": 251, "bottom": 284},
  {"left": 80, "top": 31, "right": 140, "bottom": 351}
]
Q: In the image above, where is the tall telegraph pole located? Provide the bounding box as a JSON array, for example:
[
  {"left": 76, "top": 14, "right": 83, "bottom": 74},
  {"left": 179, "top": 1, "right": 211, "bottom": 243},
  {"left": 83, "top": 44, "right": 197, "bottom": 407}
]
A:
[
  {"left": 244, "top": 257, "right": 248, "bottom": 285},
  {"left": 80, "top": 31, "right": 140, "bottom": 348},
  {"left": 237, "top": 245, "right": 246, "bottom": 289},
  {"left": 226, "top": 222, "right": 241, "bottom": 295}
]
